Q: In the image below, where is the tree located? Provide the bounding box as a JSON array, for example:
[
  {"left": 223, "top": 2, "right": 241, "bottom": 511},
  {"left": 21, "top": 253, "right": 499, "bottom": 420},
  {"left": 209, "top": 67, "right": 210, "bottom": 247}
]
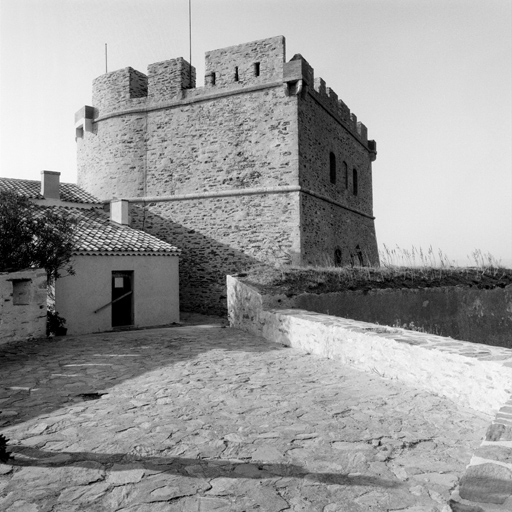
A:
[{"left": 0, "top": 190, "right": 77, "bottom": 279}]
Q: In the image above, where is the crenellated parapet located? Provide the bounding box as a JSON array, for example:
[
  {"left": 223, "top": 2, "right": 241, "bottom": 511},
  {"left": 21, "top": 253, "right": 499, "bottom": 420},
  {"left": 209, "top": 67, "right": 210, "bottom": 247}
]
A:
[
  {"left": 205, "top": 35, "right": 285, "bottom": 88},
  {"left": 92, "top": 67, "right": 148, "bottom": 114},
  {"left": 77, "top": 35, "right": 376, "bottom": 159},
  {"left": 283, "top": 53, "right": 376, "bottom": 158},
  {"left": 148, "top": 57, "right": 196, "bottom": 101}
]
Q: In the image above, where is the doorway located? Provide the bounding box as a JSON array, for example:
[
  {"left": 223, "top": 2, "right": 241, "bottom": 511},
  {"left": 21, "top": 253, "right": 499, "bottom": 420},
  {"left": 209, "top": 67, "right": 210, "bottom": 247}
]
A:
[{"left": 112, "top": 271, "right": 133, "bottom": 328}]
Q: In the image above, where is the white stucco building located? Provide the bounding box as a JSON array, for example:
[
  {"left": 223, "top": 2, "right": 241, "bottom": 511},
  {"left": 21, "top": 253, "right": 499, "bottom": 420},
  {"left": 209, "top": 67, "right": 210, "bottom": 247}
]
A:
[{"left": 0, "top": 172, "right": 180, "bottom": 335}]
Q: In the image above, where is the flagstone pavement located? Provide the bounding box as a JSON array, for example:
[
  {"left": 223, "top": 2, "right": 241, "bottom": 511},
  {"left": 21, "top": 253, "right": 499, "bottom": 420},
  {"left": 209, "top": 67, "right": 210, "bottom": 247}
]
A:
[{"left": 0, "top": 314, "right": 500, "bottom": 511}]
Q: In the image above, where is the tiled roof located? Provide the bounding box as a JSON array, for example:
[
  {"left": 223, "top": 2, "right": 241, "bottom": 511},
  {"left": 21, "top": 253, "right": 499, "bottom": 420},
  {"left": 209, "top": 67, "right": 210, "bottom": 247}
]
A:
[
  {"left": 0, "top": 177, "right": 100, "bottom": 204},
  {"left": 35, "top": 206, "right": 179, "bottom": 256},
  {"left": 67, "top": 207, "right": 179, "bottom": 255}
]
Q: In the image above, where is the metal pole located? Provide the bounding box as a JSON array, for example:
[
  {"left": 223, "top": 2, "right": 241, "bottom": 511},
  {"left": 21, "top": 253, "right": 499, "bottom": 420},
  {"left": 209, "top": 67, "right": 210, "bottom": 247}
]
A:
[
  {"left": 189, "top": 0, "right": 192, "bottom": 85},
  {"left": 105, "top": 43, "right": 108, "bottom": 73}
]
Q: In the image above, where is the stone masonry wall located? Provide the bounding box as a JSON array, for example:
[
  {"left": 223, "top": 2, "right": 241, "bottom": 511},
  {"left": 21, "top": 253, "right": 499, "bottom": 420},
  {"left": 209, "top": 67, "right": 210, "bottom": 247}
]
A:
[
  {"left": 297, "top": 72, "right": 378, "bottom": 265},
  {"left": 92, "top": 67, "right": 148, "bottom": 115},
  {"left": 130, "top": 191, "right": 301, "bottom": 313},
  {"left": 148, "top": 57, "right": 196, "bottom": 101},
  {"left": 145, "top": 87, "right": 298, "bottom": 196},
  {"left": 263, "top": 284, "right": 512, "bottom": 348},
  {"left": 76, "top": 36, "right": 380, "bottom": 313},
  {"left": 298, "top": 87, "right": 374, "bottom": 216},
  {"left": 205, "top": 35, "right": 285, "bottom": 89},
  {"left": 0, "top": 269, "right": 47, "bottom": 345},
  {"left": 300, "top": 193, "right": 380, "bottom": 266},
  {"left": 77, "top": 115, "right": 147, "bottom": 200}
]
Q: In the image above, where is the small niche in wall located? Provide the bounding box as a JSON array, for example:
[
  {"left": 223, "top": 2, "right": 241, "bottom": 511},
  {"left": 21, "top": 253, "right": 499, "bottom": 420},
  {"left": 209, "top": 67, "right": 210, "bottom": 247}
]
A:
[
  {"left": 254, "top": 62, "right": 260, "bottom": 77},
  {"left": 12, "top": 279, "right": 31, "bottom": 305}
]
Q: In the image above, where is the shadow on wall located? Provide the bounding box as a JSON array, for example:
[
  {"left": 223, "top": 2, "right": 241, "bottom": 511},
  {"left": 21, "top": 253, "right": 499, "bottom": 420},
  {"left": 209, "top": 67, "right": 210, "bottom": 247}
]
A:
[{"left": 130, "top": 205, "right": 268, "bottom": 316}]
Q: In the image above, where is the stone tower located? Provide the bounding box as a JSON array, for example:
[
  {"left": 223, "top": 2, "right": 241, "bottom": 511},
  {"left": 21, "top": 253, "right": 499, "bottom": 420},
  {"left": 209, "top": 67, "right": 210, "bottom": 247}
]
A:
[{"left": 75, "top": 36, "right": 379, "bottom": 313}]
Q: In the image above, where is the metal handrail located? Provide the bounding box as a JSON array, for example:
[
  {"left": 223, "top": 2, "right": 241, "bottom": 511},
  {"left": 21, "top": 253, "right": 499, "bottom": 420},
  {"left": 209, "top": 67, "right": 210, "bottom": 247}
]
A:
[{"left": 93, "top": 291, "right": 132, "bottom": 314}]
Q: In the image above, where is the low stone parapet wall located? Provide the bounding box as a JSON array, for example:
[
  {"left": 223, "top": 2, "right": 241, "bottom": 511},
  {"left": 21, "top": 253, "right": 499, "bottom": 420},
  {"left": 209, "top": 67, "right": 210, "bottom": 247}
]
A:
[
  {"left": 227, "top": 275, "right": 512, "bottom": 507},
  {"left": 261, "top": 284, "right": 512, "bottom": 349}
]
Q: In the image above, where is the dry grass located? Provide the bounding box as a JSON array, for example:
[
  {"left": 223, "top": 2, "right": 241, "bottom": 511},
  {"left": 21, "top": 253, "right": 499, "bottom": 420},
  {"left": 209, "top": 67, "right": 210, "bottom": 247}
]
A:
[{"left": 240, "top": 246, "right": 512, "bottom": 297}]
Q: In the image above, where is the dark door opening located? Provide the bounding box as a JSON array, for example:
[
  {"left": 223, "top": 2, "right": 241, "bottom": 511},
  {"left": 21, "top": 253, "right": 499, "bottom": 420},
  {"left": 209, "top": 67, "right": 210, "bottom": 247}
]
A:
[{"left": 112, "top": 271, "right": 133, "bottom": 328}]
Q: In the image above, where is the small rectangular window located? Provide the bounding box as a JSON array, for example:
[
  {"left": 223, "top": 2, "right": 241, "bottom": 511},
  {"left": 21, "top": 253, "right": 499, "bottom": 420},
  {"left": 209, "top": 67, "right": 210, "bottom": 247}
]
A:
[
  {"left": 254, "top": 62, "right": 260, "bottom": 77},
  {"left": 211, "top": 72, "right": 216, "bottom": 85},
  {"left": 234, "top": 66, "right": 239, "bottom": 82},
  {"left": 12, "top": 279, "right": 31, "bottom": 306}
]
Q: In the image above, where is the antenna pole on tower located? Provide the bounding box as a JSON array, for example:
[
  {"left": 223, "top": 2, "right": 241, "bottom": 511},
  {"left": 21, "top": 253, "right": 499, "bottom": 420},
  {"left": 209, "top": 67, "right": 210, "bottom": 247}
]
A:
[
  {"left": 105, "top": 43, "right": 108, "bottom": 74},
  {"left": 188, "top": 0, "right": 192, "bottom": 86}
]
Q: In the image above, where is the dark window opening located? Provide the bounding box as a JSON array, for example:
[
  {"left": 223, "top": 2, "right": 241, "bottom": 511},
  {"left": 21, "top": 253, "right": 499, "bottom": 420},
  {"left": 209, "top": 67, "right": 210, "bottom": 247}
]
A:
[
  {"left": 234, "top": 67, "right": 239, "bottom": 82},
  {"left": 211, "top": 72, "right": 216, "bottom": 86},
  {"left": 334, "top": 248, "right": 342, "bottom": 267},
  {"left": 356, "top": 245, "right": 365, "bottom": 266},
  {"left": 329, "top": 152, "right": 336, "bottom": 184},
  {"left": 12, "top": 279, "right": 31, "bottom": 305},
  {"left": 353, "top": 168, "right": 358, "bottom": 195},
  {"left": 343, "top": 161, "right": 348, "bottom": 189},
  {"left": 254, "top": 62, "right": 260, "bottom": 77}
]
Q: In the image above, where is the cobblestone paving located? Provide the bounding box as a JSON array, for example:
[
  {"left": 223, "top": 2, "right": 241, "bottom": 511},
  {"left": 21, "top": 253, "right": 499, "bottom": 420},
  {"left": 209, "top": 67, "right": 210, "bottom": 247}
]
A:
[{"left": 0, "top": 316, "right": 494, "bottom": 511}]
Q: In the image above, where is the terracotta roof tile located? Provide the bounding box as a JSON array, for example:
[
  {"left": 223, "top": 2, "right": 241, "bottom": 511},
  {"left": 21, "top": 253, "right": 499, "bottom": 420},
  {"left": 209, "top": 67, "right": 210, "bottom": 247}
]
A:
[
  {"left": 66, "top": 207, "right": 179, "bottom": 255},
  {"left": 0, "top": 177, "right": 100, "bottom": 204},
  {"left": 34, "top": 206, "right": 179, "bottom": 256}
]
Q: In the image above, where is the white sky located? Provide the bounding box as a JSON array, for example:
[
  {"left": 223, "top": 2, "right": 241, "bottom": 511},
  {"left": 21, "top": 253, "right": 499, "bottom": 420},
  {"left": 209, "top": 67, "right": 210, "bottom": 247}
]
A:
[{"left": 1, "top": 0, "right": 511, "bottom": 267}]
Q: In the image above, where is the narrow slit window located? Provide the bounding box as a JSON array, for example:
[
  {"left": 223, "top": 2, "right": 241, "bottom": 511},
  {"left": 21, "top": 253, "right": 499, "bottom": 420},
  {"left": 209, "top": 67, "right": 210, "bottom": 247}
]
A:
[
  {"left": 356, "top": 245, "right": 364, "bottom": 266},
  {"left": 254, "top": 62, "right": 260, "bottom": 77},
  {"left": 234, "top": 66, "right": 239, "bottom": 82},
  {"left": 353, "top": 168, "right": 358, "bottom": 195},
  {"left": 343, "top": 161, "right": 348, "bottom": 189},
  {"left": 334, "top": 248, "right": 342, "bottom": 267},
  {"left": 211, "top": 72, "right": 216, "bottom": 86},
  {"left": 329, "top": 152, "right": 336, "bottom": 184}
]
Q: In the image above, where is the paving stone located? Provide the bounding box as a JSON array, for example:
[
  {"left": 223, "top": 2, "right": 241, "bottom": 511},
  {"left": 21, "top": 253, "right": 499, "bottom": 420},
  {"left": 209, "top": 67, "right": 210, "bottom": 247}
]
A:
[
  {"left": 474, "top": 445, "right": 512, "bottom": 463},
  {"left": 486, "top": 424, "right": 512, "bottom": 442},
  {"left": 107, "top": 463, "right": 145, "bottom": 485},
  {"left": 0, "top": 320, "right": 495, "bottom": 510},
  {"left": 459, "top": 463, "right": 512, "bottom": 504}
]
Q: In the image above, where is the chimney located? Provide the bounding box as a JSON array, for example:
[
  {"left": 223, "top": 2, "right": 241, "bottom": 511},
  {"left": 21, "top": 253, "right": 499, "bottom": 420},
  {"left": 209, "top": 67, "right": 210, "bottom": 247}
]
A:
[
  {"left": 40, "top": 170, "right": 60, "bottom": 200},
  {"left": 110, "top": 199, "right": 130, "bottom": 226}
]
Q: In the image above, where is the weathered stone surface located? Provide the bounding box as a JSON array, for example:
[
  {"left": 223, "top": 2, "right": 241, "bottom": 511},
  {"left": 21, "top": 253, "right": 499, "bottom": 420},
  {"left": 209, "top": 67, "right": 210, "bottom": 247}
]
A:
[
  {"left": 447, "top": 498, "right": 486, "bottom": 511},
  {"left": 77, "top": 37, "right": 379, "bottom": 314},
  {"left": 228, "top": 276, "right": 512, "bottom": 416},
  {"left": 474, "top": 445, "right": 512, "bottom": 463},
  {"left": 107, "top": 464, "right": 145, "bottom": 485},
  {"left": 0, "top": 269, "right": 46, "bottom": 346},
  {"left": 0, "top": 319, "right": 495, "bottom": 510},
  {"left": 486, "top": 423, "right": 512, "bottom": 442},
  {"left": 459, "top": 463, "right": 512, "bottom": 504}
]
